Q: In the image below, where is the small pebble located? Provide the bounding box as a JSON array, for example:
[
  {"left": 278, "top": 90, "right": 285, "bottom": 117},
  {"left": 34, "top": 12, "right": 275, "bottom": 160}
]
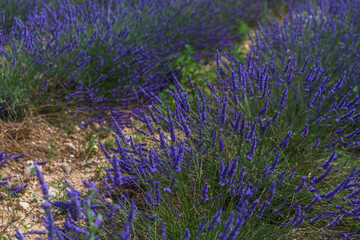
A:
[
  {"left": 48, "top": 187, "right": 58, "bottom": 198},
  {"left": 18, "top": 202, "right": 30, "bottom": 211},
  {"left": 93, "top": 122, "right": 101, "bottom": 130},
  {"left": 65, "top": 142, "right": 76, "bottom": 150},
  {"left": 24, "top": 161, "right": 36, "bottom": 176},
  {"left": 60, "top": 162, "right": 71, "bottom": 177}
]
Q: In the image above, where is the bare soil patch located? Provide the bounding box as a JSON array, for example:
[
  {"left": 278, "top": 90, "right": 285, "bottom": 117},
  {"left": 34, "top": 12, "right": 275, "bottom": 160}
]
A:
[{"left": 0, "top": 115, "right": 115, "bottom": 239}]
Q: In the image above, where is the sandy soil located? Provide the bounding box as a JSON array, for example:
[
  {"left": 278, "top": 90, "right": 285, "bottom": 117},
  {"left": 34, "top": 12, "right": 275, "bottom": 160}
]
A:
[{"left": 0, "top": 115, "right": 118, "bottom": 239}]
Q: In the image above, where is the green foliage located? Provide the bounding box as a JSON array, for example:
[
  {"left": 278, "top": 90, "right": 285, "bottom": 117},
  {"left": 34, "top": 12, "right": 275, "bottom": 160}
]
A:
[{"left": 0, "top": 50, "right": 44, "bottom": 120}]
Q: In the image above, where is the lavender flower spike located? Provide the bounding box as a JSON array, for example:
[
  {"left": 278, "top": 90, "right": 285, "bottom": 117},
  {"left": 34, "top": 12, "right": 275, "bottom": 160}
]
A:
[
  {"left": 184, "top": 228, "right": 190, "bottom": 240},
  {"left": 219, "top": 136, "right": 224, "bottom": 152},
  {"left": 294, "top": 176, "right": 306, "bottom": 193},
  {"left": 327, "top": 214, "right": 341, "bottom": 229},
  {"left": 207, "top": 208, "right": 222, "bottom": 231},
  {"left": 14, "top": 228, "right": 25, "bottom": 240},
  {"left": 202, "top": 182, "right": 209, "bottom": 202},
  {"left": 302, "top": 123, "right": 308, "bottom": 137},
  {"left": 34, "top": 161, "right": 50, "bottom": 200},
  {"left": 120, "top": 200, "right": 137, "bottom": 240}
]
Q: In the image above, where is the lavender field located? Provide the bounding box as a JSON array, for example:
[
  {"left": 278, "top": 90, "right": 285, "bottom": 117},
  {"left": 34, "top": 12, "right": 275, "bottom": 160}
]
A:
[{"left": 0, "top": 0, "right": 360, "bottom": 239}]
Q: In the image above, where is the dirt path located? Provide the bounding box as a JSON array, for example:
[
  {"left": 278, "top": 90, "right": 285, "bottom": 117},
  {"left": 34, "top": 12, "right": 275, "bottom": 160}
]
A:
[{"left": 0, "top": 115, "right": 122, "bottom": 239}]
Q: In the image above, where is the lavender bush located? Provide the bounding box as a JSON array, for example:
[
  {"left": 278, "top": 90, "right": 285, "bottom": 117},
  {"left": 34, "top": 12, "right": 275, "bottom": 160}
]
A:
[
  {"left": 0, "top": 0, "right": 50, "bottom": 28},
  {"left": 251, "top": 0, "right": 360, "bottom": 90},
  {"left": 20, "top": 48, "right": 360, "bottom": 239},
  {"left": 0, "top": 0, "right": 266, "bottom": 122}
]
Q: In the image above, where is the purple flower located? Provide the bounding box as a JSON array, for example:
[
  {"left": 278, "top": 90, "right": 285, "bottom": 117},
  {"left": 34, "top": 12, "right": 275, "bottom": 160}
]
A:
[
  {"left": 293, "top": 213, "right": 306, "bottom": 228},
  {"left": 267, "top": 182, "right": 276, "bottom": 202},
  {"left": 327, "top": 214, "right": 341, "bottom": 229},
  {"left": 163, "top": 188, "right": 172, "bottom": 193},
  {"left": 305, "top": 194, "right": 321, "bottom": 212},
  {"left": 322, "top": 152, "right": 337, "bottom": 170},
  {"left": 279, "top": 88, "right": 288, "bottom": 109},
  {"left": 94, "top": 218, "right": 102, "bottom": 227},
  {"left": 311, "top": 165, "right": 334, "bottom": 184},
  {"left": 294, "top": 176, "right": 306, "bottom": 194},
  {"left": 66, "top": 190, "right": 83, "bottom": 221},
  {"left": 283, "top": 56, "right": 292, "bottom": 73},
  {"left": 330, "top": 73, "right": 346, "bottom": 94},
  {"left": 278, "top": 131, "right": 292, "bottom": 150},
  {"left": 42, "top": 201, "right": 55, "bottom": 239},
  {"left": 346, "top": 128, "right": 360, "bottom": 139},
  {"left": 246, "top": 137, "right": 258, "bottom": 160},
  {"left": 313, "top": 138, "right": 320, "bottom": 148},
  {"left": 302, "top": 123, "right": 308, "bottom": 137},
  {"left": 159, "top": 129, "right": 167, "bottom": 149},
  {"left": 272, "top": 110, "right": 279, "bottom": 123},
  {"left": 201, "top": 182, "right": 208, "bottom": 202},
  {"left": 256, "top": 203, "right": 266, "bottom": 218},
  {"left": 173, "top": 140, "right": 185, "bottom": 173},
  {"left": 258, "top": 96, "right": 269, "bottom": 116},
  {"left": 288, "top": 167, "right": 296, "bottom": 180},
  {"left": 120, "top": 201, "right": 136, "bottom": 239},
  {"left": 219, "top": 136, "right": 224, "bottom": 152},
  {"left": 228, "top": 156, "right": 239, "bottom": 178},
  {"left": 188, "top": 74, "right": 194, "bottom": 88},
  {"left": 23, "top": 230, "right": 47, "bottom": 235},
  {"left": 278, "top": 170, "right": 286, "bottom": 184},
  {"left": 112, "top": 155, "right": 122, "bottom": 187},
  {"left": 336, "top": 108, "right": 356, "bottom": 123},
  {"left": 350, "top": 112, "right": 360, "bottom": 121},
  {"left": 166, "top": 106, "right": 176, "bottom": 143},
  {"left": 270, "top": 149, "right": 280, "bottom": 171},
  {"left": 207, "top": 208, "right": 222, "bottom": 231},
  {"left": 218, "top": 211, "right": 235, "bottom": 240},
  {"left": 112, "top": 117, "right": 128, "bottom": 145},
  {"left": 161, "top": 220, "right": 167, "bottom": 239},
  {"left": 196, "top": 217, "right": 207, "bottom": 237},
  {"left": 14, "top": 228, "right": 25, "bottom": 240},
  {"left": 226, "top": 212, "right": 247, "bottom": 239},
  {"left": 34, "top": 161, "right": 50, "bottom": 200},
  {"left": 184, "top": 228, "right": 190, "bottom": 240},
  {"left": 180, "top": 114, "right": 191, "bottom": 138},
  {"left": 220, "top": 96, "right": 228, "bottom": 124}
]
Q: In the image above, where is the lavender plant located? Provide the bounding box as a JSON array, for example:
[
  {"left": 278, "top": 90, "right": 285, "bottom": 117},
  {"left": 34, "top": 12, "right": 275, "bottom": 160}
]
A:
[
  {"left": 0, "top": 0, "right": 49, "bottom": 28},
  {"left": 251, "top": 0, "right": 360, "bottom": 90},
  {"left": 0, "top": 0, "right": 266, "bottom": 122},
  {"left": 20, "top": 46, "right": 360, "bottom": 238}
]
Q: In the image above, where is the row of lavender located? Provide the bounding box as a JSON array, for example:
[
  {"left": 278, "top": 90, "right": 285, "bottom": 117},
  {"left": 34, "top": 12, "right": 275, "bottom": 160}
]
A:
[
  {"left": 14, "top": 0, "right": 360, "bottom": 239},
  {"left": 0, "top": 0, "right": 266, "bottom": 123},
  {"left": 251, "top": 0, "right": 360, "bottom": 89}
]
